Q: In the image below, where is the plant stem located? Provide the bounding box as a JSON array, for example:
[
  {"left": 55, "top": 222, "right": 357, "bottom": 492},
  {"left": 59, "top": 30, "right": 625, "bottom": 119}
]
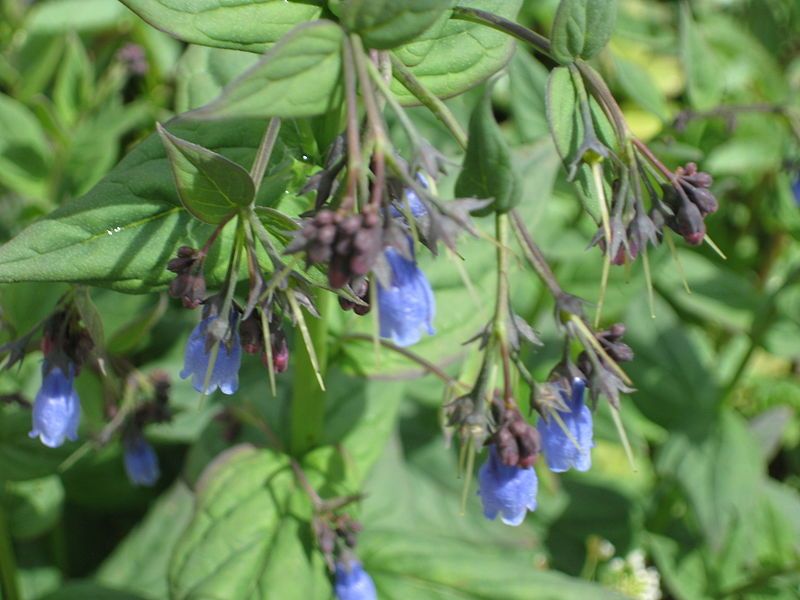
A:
[
  {"left": 509, "top": 209, "right": 564, "bottom": 299},
  {"left": 450, "top": 7, "right": 552, "bottom": 57},
  {"left": 250, "top": 118, "right": 282, "bottom": 195},
  {"left": 290, "top": 289, "right": 330, "bottom": 456},
  {"left": 389, "top": 55, "right": 468, "bottom": 150},
  {"left": 0, "top": 501, "right": 20, "bottom": 600},
  {"left": 493, "top": 214, "right": 513, "bottom": 405}
]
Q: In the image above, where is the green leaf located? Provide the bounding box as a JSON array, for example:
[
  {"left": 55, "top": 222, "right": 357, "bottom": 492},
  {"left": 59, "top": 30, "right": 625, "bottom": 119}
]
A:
[
  {"left": 174, "top": 46, "right": 259, "bottom": 113},
  {"left": 3, "top": 475, "right": 64, "bottom": 540},
  {"left": 455, "top": 84, "right": 521, "bottom": 215},
  {"left": 190, "top": 20, "right": 344, "bottom": 120},
  {"left": 0, "top": 92, "right": 51, "bottom": 199},
  {"left": 657, "top": 409, "right": 764, "bottom": 552},
  {"left": 551, "top": 0, "right": 618, "bottom": 64},
  {"left": 390, "top": 0, "right": 523, "bottom": 104},
  {"left": 611, "top": 55, "right": 669, "bottom": 121},
  {"left": 119, "top": 0, "right": 322, "bottom": 52},
  {"left": 678, "top": 4, "right": 723, "bottom": 110},
  {"left": 96, "top": 482, "right": 194, "bottom": 600},
  {"left": 25, "top": 0, "right": 131, "bottom": 34},
  {"left": 168, "top": 445, "right": 330, "bottom": 600},
  {"left": 509, "top": 49, "right": 550, "bottom": 143},
  {"left": 341, "top": 0, "right": 454, "bottom": 50},
  {"left": 53, "top": 34, "right": 94, "bottom": 127},
  {"left": 0, "top": 405, "right": 70, "bottom": 481},
  {"left": 37, "top": 582, "right": 150, "bottom": 600},
  {"left": 0, "top": 120, "right": 276, "bottom": 292},
  {"left": 545, "top": 66, "right": 580, "bottom": 162},
  {"left": 157, "top": 123, "right": 255, "bottom": 224}
]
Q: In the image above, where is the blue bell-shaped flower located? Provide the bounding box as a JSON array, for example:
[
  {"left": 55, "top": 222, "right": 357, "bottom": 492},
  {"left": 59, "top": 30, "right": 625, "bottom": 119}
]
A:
[
  {"left": 180, "top": 314, "right": 242, "bottom": 395},
  {"left": 334, "top": 560, "right": 377, "bottom": 600},
  {"left": 377, "top": 247, "right": 435, "bottom": 347},
  {"left": 123, "top": 433, "right": 160, "bottom": 487},
  {"left": 537, "top": 377, "right": 593, "bottom": 473},
  {"left": 478, "top": 444, "right": 538, "bottom": 526},
  {"left": 29, "top": 363, "right": 81, "bottom": 448}
]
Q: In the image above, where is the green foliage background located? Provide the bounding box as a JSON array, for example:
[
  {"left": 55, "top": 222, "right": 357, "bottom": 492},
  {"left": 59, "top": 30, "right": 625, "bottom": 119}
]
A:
[{"left": 0, "top": 0, "right": 799, "bottom": 598}]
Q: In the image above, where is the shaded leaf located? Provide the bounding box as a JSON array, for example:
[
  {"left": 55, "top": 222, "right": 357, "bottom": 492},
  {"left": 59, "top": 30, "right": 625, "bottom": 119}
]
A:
[{"left": 551, "top": 0, "right": 618, "bottom": 64}]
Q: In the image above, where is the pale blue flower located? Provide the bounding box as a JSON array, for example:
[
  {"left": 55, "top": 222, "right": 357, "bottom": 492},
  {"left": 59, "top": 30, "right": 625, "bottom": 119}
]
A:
[
  {"left": 29, "top": 363, "right": 80, "bottom": 448},
  {"left": 180, "top": 314, "right": 241, "bottom": 395},
  {"left": 537, "top": 377, "right": 593, "bottom": 473},
  {"left": 123, "top": 434, "right": 160, "bottom": 487},
  {"left": 478, "top": 444, "right": 538, "bottom": 526},
  {"left": 334, "top": 560, "right": 377, "bottom": 600},
  {"left": 377, "top": 247, "right": 435, "bottom": 347}
]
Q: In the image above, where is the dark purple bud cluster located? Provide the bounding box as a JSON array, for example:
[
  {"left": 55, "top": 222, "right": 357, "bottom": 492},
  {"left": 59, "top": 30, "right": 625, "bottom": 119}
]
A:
[
  {"left": 489, "top": 396, "right": 540, "bottom": 469},
  {"left": 338, "top": 277, "right": 371, "bottom": 316},
  {"left": 658, "top": 163, "right": 718, "bottom": 246},
  {"left": 286, "top": 207, "right": 383, "bottom": 289},
  {"left": 576, "top": 323, "right": 635, "bottom": 407},
  {"left": 167, "top": 246, "right": 206, "bottom": 309},
  {"left": 42, "top": 309, "right": 94, "bottom": 374}
]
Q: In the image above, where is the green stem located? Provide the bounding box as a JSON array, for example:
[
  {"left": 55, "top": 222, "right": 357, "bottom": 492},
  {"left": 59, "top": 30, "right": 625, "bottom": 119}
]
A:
[
  {"left": 290, "top": 290, "right": 331, "bottom": 456},
  {"left": 389, "top": 55, "right": 467, "bottom": 150},
  {"left": 450, "top": 6, "right": 552, "bottom": 57},
  {"left": 250, "top": 117, "right": 282, "bottom": 195},
  {"left": 0, "top": 500, "right": 20, "bottom": 600}
]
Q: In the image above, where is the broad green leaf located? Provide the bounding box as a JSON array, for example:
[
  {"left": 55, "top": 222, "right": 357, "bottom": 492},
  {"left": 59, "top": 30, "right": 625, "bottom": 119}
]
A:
[
  {"left": 678, "top": 4, "right": 723, "bottom": 110},
  {"left": 0, "top": 93, "right": 51, "bottom": 199},
  {"left": 119, "top": 0, "right": 322, "bottom": 52},
  {"left": 341, "top": 0, "right": 453, "bottom": 50},
  {"left": 509, "top": 49, "right": 550, "bottom": 143},
  {"left": 3, "top": 475, "right": 64, "bottom": 540},
  {"left": 551, "top": 0, "right": 618, "bottom": 64},
  {"left": 455, "top": 84, "right": 521, "bottom": 215},
  {"left": 168, "top": 445, "right": 330, "bottom": 600},
  {"left": 190, "top": 20, "right": 344, "bottom": 120},
  {"left": 545, "top": 66, "right": 580, "bottom": 162},
  {"left": 390, "top": 0, "right": 523, "bottom": 104},
  {"left": 157, "top": 123, "right": 255, "bottom": 224},
  {"left": 38, "top": 582, "right": 150, "bottom": 600},
  {"left": 97, "top": 482, "right": 194, "bottom": 599},
  {"left": 657, "top": 409, "right": 763, "bottom": 552},
  {"left": 174, "top": 46, "right": 259, "bottom": 113},
  {"left": 0, "top": 120, "right": 294, "bottom": 293},
  {"left": 26, "top": 0, "right": 131, "bottom": 34}
]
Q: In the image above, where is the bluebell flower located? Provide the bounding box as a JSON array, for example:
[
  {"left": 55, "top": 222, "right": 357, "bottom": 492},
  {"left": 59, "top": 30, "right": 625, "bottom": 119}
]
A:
[
  {"left": 792, "top": 176, "right": 800, "bottom": 206},
  {"left": 180, "top": 314, "right": 242, "bottom": 395},
  {"left": 537, "top": 377, "right": 593, "bottom": 473},
  {"left": 391, "top": 173, "right": 429, "bottom": 219},
  {"left": 29, "top": 363, "right": 80, "bottom": 448},
  {"left": 377, "top": 247, "right": 435, "bottom": 347},
  {"left": 478, "top": 444, "right": 538, "bottom": 526},
  {"left": 334, "top": 560, "right": 377, "bottom": 600},
  {"left": 123, "top": 433, "right": 160, "bottom": 487}
]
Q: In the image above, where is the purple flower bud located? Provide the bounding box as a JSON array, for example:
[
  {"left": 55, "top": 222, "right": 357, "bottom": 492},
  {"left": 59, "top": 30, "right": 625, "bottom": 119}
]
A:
[
  {"left": 377, "top": 247, "right": 435, "bottom": 347},
  {"left": 180, "top": 315, "right": 242, "bottom": 395},
  {"left": 478, "top": 444, "right": 538, "bottom": 526},
  {"left": 123, "top": 433, "right": 160, "bottom": 487},
  {"left": 334, "top": 560, "right": 377, "bottom": 600},
  {"left": 537, "top": 378, "right": 593, "bottom": 473},
  {"left": 29, "top": 363, "right": 81, "bottom": 448}
]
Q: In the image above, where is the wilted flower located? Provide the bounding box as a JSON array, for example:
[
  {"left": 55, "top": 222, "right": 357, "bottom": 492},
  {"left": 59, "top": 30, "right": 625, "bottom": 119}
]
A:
[
  {"left": 334, "top": 559, "right": 377, "bottom": 600},
  {"left": 376, "top": 247, "right": 435, "bottom": 347},
  {"left": 478, "top": 444, "right": 538, "bottom": 526},
  {"left": 29, "top": 362, "right": 81, "bottom": 448},
  {"left": 180, "top": 314, "right": 242, "bottom": 395},
  {"left": 123, "top": 433, "right": 160, "bottom": 487},
  {"left": 537, "top": 377, "right": 594, "bottom": 473}
]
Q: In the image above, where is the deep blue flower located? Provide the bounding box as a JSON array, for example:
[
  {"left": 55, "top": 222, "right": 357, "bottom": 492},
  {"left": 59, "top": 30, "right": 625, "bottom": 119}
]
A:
[
  {"left": 478, "top": 444, "right": 538, "bottom": 526},
  {"left": 792, "top": 176, "right": 800, "bottom": 206},
  {"left": 537, "top": 377, "right": 593, "bottom": 473},
  {"left": 29, "top": 363, "right": 80, "bottom": 448},
  {"left": 123, "top": 433, "right": 160, "bottom": 487},
  {"left": 334, "top": 560, "right": 377, "bottom": 600},
  {"left": 180, "top": 314, "right": 242, "bottom": 395},
  {"left": 377, "top": 247, "right": 435, "bottom": 347}
]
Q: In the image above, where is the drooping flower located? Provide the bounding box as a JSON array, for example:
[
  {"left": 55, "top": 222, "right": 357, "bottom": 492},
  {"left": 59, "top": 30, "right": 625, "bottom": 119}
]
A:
[
  {"left": 180, "top": 314, "right": 242, "bottom": 395},
  {"left": 334, "top": 560, "right": 377, "bottom": 600},
  {"left": 478, "top": 444, "right": 538, "bottom": 526},
  {"left": 376, "top": 247, "right": 435, "bottom": 347},
  {"left": 29, "top": 362, "right": 81, "bottom": 448},
  {"left": 123, "top": 433, "right": 160, "bottom": 487},
  {"left": 537, "top": 377, "right": 593, "bottom": 473}
]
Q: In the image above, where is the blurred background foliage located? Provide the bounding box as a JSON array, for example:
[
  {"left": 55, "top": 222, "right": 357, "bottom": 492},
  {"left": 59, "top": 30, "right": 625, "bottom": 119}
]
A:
[{"left": 0, "top": 0, "right": 799, "bottom": 598}]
